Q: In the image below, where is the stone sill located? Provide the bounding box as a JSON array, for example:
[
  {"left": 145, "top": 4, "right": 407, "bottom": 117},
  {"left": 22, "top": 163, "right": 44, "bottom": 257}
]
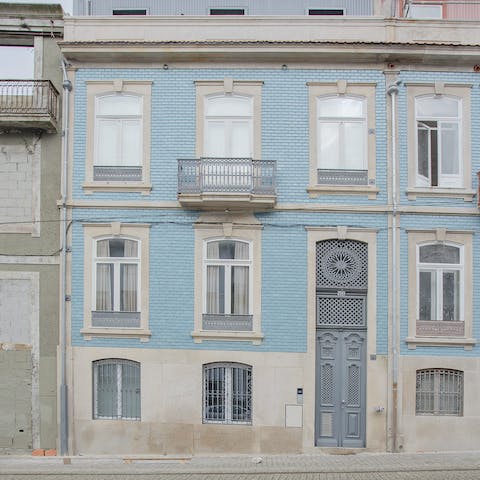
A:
[
  {"left": 405, "top": 336, "right": 476, "bottom": 350},
  {"left": 406, "top": 187, "right": 475, "bottom": 201},
  {"left": 82, "top": 182, "right": 152, "bottom": 195},
  {"left": 191, "top": 330, "right": 264, "bottom": 345},
  {"left": 307, "top": 185, "right": 379, "bottom": 200},
  {"left": 81, "top": 327, "right": 151, "bottom": 342}
]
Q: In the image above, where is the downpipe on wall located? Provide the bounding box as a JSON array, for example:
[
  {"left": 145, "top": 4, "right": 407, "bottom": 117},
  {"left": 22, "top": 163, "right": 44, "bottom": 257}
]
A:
[
  {"left": 387, "top": 79, "right": 401, "bottom": 453},
  {"left": 60, "top": 59, "right": 72, "bottom": 456}
]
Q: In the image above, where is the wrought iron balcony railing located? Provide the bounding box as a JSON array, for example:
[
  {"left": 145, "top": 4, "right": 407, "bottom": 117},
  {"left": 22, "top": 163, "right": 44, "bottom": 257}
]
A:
[
  {"left": 0, "top": 80, "right": 60, "bottom": 129},
  {"left": 178, "top": 157, "right": 276, "bottom": 195}
]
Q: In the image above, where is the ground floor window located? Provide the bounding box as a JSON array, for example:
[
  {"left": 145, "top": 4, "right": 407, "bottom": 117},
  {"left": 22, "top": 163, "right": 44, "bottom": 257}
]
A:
[
  {"left": 416, "top": 368, "right": 463, "bottom": 416},
  {"left": 93, "top": 358, "right": 141, "bottom": 420},
  {"left": 203, "top": 362, "right": 252, "bottom": 424}
]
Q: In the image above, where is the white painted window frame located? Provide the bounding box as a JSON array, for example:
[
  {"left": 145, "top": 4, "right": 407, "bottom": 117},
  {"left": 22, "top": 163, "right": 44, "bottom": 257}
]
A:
[
  {"left": 416, "top": 241, "right": 464, "bottom": 322},
  {"left": 92, "top": 236, "right": 141, "bottom": 314},
  {"left": 415, "top": 95, "right": 462, "bottom": 188},
  {"left": 94, "top": 93, "right": 143, "bottom": 168},
  {"left": 203, "top": 238, "right": 253, "bottom": 316},
  {"left": 204, "top": 94, "right": 254, "bottom": 158},
  {"left": 316, "top": 94, "right": 367, "bottom": 171}
]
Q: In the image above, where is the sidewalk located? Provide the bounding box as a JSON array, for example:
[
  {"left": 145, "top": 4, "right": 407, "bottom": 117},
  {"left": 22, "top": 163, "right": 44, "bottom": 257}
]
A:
[{"left": 0, "top": 451, "right": 480, "bottom": 475}]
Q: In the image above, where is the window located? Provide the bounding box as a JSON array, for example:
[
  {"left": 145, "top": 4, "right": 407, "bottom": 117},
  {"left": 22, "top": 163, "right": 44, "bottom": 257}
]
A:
[
  {"left": 417, "top": 243, "right": 462, "bottom": 322},
  {"left": 309, "top": 9, "right": 344, "bottom": 15},
  {"left": 195, "top": 80, "right": 262, "bottom": 160},
  {"left": 316, "top": 95, "right": 367, "bottom": 185},
  {"left": 407, "top": 5, "right": 442, "bottom": 19},
  {"left": 112, "top": 9, "right": 147, "bottom": 15},
  {"left": 204, "top": 94, "right": 253, "bottom": 158},
  {"left": 416, "top": 369, "right": 463, "bottom": 416},
  {"left": 84, "top": 80, "right": 152, "bottom": 193},
  {"left": 406, "top": 84, "right": 472, "bottom": 200},
  {"left": 93, "top": 237, "right": 140, "bottom": 328},
  {"left": 406, "top": 230, "right": 474, "bottom": 348},
  {"left": 94, "top": 93, "right": 143, "bottom": 181},
  {"left": 93, "top": 359, "right": 141, "bottom": 420},
  {"left": 416, "top": 95, "right": 461, "bottom": 188},
  {"left": 203, "top": 363, "right": 252, "bottom": 424},
  {"left": 203, "top": 239, "right": 252, "bottom": 331},
  {"left": 192, "top": 213, "right": 263, "bottom": 344},
  {"left": 307, "top": 82, "right": 377, "bottom": 198},
  {"left": 209, "top": 8, "right": 245, "bottom": 15},
  {"left": 82, "top": 223, "right": 150, "bottom": 340}
]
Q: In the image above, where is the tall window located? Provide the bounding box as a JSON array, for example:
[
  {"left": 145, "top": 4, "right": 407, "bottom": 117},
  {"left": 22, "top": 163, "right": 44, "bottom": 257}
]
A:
[
  {"left": 93, "top": 359, "right": 141, "bottom": 420},
  {"left": 316, "top": 95, "right": 367, "bottom": 184},
  {"left": 416, "top": 369, "right": 463, "bottom": 416},
  {"left": 94, "top": 93, "right": 143, "bottom": 181},
  {"left": 417, "top": 243, "right": 462, "bottom": 322},
  {"left": 203, "top": 363, "right": 252, "bottom": 424},
  {"left": 93, "top": 237, "right": 140, "bottom": 328},
  {"left": 204, "top": 95, "right": 253, "bottom": 158},
  {"left": 204, "top": 239, "right": 251, "bottom": 330},
  {"left": 416, "top": 95, "right": 461, "bottom": 188}
]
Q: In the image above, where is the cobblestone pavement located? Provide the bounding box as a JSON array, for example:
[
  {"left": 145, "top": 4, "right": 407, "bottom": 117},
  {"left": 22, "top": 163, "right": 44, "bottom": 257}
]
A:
[{"left": 0, "top": 452, "right": 480, "bottom": 479}]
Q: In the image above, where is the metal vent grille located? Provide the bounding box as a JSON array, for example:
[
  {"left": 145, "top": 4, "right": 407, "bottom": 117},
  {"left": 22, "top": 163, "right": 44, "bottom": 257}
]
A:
[
  {"left": 316, "top": 295, "right": 366, "bottom": 327},
  {"left": 316, "top": 240, "right": 368, "bottom": 290}
]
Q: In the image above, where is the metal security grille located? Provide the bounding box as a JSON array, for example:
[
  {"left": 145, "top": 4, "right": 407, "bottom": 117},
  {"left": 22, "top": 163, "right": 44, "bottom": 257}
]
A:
[
  {"left": 316, "top": 295, "right": 366, "bottom": 327},
  {"left": 317, "top": 169, "right": 368, "bottom": 185},
  {"left": 416, "top": 369, "right": 463, "bottom": 416},
  {"left": 93, "top": 166, "right": 142, "bottom": 181},
  {"left": 203, "top": 363, "right": 252, "bottom": 424},
  {"left": 93, "top": 359, "right": 141, "bottom": 420},
  {"left": 316, "top": 240, "right": 368, "bottom": 290}
]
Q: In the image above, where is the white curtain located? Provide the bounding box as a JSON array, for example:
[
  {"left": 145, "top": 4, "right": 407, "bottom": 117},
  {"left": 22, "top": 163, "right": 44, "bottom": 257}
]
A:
[
  {"left": 206, "top": 266, "right": 221, "bottom": 314},
  {"left": 232, "top": 242, "right": 249, "bottom": 314},
  {"left": 232, "top": 266, "right": 249, "bottom": 314},
  {"left": 120, "top": 240, "right": 138, "bottom": 312},
  {"left": 96, "top": 239, "right": 112, "bottom": 311}
]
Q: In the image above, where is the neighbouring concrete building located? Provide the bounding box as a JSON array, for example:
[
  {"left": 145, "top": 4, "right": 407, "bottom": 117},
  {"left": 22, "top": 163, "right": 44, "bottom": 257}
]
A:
[
  {"left": 59, "top": 0, "right": 480, "bottom": 454},
  {"left": 0, "top": 3, "right": 63, "bottom": 452}
]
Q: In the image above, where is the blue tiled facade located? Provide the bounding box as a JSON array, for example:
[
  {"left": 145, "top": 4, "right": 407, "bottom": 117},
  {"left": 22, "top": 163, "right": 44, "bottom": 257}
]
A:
[{"left": 67, "top": 55, "right": 480, "bottom": 453}]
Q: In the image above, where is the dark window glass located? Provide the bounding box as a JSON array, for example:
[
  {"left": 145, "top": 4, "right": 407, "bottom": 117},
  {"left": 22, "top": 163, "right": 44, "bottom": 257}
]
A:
[
  {"left": 309, "top": 9, "right": 344, "bottom": 15},
  {"left": 112, "top": 9, "right": 147, "bottom": 15},
  {"left": 210, "top": 8, "right": 245, "bottom": 15}
]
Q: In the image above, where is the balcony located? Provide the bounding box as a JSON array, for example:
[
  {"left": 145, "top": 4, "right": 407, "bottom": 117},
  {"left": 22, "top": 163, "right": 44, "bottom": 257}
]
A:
[
  {"left": 178, "top": 157, "right": 276, "bottom": 209},
  {"left": 0, "top": 80, "right": 60, "bottom": 132},
  {"left": 416, "top": 320, "right": 464, "bottom": 337}
]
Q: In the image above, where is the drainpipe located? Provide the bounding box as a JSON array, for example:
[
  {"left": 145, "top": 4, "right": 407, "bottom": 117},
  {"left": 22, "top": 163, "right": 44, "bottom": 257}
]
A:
[
  {"left": 60, "top": 59, "right": 72, "bottom": 456},
  {"left": 387, "top": 79, "right": 401, "bottom": 453}
]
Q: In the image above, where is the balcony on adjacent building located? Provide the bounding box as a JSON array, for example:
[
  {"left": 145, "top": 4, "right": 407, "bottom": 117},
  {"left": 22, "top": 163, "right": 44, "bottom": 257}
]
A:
[
  {"left": 0, "top": 80, "right": 60, "bottom": 132},
  {"left": 178, "top": 157, "right": 276, "bottom": 209},
  {"left": 401, "top": 0, "right": 480, "bottom": 20}
]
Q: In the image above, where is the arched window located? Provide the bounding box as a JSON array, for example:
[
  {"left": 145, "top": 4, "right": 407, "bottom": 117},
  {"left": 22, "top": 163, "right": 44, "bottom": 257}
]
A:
[
  {"left": 93, "top": 359, "right": 141, "bottom": 420},
  {"left": 416, "top": 369, "right": 463, "bottom": 416},
  {"left": 204, "top": 94, "right": 253, "bottom": 158},
  {"left": 94, "top": 93, "right": 143, "bottom": 181},
  {"left": 93, "top": 237, "right": 140, "bottom": 327},
  {"left": 317, "top": 95, "right": 367, "bottom": 183},
  {"left": 203, "top": 362, "right": 252, "bottom": 424},
  {"left": 203, "top": 239, "right": 252, "bottom": 330},
  {"left": 417, "top": 243, "right": 462, "bottom": 322},
  {"left": 415, "top": 95, "right": 461, "bottom": 188}
]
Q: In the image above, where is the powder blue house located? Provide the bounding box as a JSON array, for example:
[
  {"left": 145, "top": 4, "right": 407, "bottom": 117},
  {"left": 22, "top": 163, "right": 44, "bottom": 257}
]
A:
[{"left": 60, "top": 0, "right": 480, "bottom": 454}]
